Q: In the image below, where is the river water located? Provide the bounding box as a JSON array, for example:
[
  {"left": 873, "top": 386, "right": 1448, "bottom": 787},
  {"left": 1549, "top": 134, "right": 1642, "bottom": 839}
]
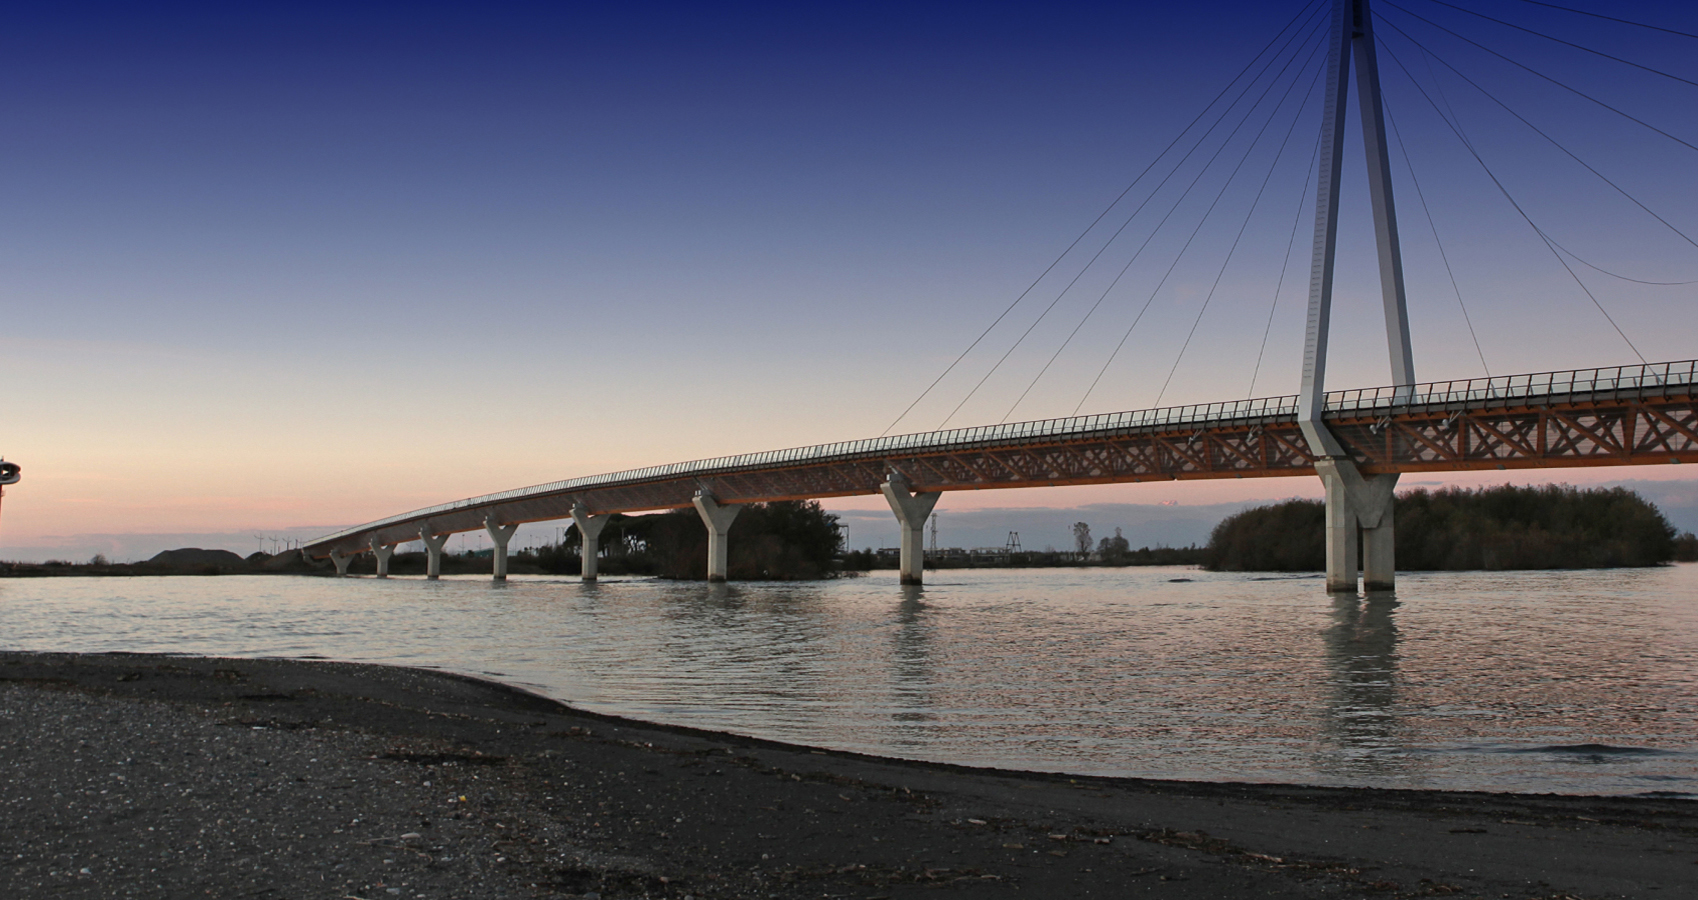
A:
[{"left": 2, "top": 566, "right": 1694, "bottom": 796}]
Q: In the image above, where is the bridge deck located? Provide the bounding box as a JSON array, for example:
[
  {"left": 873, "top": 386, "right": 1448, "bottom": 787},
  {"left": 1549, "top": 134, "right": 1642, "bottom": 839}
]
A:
[{"left": 305, "top": 360, "right": 1698, "bottom": 557}]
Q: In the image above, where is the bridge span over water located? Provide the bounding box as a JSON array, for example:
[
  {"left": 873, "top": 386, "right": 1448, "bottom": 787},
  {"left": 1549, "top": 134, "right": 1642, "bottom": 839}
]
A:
[
  {"left": 303, "top": 359, "right": 1698, "bottom": 583},
  {"left": 303, "top": 0, "right": 1698, "bottom": 591}
]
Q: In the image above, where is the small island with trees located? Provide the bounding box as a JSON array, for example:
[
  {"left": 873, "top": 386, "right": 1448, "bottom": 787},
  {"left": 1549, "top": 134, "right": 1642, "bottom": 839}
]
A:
[{"left": 1204, "top": 484, "right": 1698, "bottom": 571}]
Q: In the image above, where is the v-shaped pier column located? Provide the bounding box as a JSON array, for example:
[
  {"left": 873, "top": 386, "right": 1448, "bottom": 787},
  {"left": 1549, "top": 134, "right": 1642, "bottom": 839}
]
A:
[
  {"left": 881, "top": 473, "right": 940, "bottom": 586},
  {"left": 370, "top": 538, "right": 394, "bottom": 578},
  {"left": 692, "top": 491, "right": 742, "bottom": 582},
  {"left": 419, "top": 528, "right": 450, "bottom": 580},
  {"left": 572, "top": 500, "right": 611, "bottom": 581},
  {"left": 484, "top": 517, "right": 518, "bottom": 581}
]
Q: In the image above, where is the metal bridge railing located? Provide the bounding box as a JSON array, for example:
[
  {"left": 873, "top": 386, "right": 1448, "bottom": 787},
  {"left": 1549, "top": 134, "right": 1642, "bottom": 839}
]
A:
[
  {"left": 1324, "top": 360, "right": 1697, "bottom": 415},
  {"left": 306, "top": 359, "right": 1698, "bottom": 548}
]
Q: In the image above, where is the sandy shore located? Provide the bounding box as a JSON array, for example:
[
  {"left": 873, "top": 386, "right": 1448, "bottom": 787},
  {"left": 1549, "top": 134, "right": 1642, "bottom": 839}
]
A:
[{"left": 0, "top": 651, "right": 1692, "bottom": 899}]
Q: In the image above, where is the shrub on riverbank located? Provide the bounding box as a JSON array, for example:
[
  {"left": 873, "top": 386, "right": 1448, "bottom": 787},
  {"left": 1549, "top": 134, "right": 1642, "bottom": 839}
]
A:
[{"left": 1204, "top": 484, "right": 1678, "bottom": 572}]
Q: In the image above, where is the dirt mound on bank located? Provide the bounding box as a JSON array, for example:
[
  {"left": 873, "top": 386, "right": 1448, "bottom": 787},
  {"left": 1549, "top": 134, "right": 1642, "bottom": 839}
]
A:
[{"left": 146, "top": 548, "right": 248, "bottom": 568}]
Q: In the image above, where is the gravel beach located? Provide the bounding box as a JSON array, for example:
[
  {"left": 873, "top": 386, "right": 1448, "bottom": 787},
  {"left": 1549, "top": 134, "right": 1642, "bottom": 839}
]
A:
[{"left": 1, "top": 650, "right": 1692, "bottom": 899}]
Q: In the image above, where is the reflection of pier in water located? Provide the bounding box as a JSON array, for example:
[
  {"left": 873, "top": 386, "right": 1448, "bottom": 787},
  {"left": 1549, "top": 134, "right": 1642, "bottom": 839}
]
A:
[
  {"left": 888, "top": 585, "right": 937, "bottom": 748},
  {"left": 1319, "top": 593, "right": 1418, "bottom": 780}
]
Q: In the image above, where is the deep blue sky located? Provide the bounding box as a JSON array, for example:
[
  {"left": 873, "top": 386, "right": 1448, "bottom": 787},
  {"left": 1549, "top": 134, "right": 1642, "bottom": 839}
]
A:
[{"left": 3, "top": 0, "right": 1697, "bottom": 555}]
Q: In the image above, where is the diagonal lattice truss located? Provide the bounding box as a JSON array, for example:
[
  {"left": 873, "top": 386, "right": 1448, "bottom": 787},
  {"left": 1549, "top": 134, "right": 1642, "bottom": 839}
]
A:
[{"left": 305, "top": 361, "right": 1698, "bottom": 558}]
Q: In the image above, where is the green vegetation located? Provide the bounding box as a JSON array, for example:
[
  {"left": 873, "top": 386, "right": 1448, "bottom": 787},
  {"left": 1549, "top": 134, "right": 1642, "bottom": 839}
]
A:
[
  {"left": 1204, "top": 484, "right": 1681, "bottom": 572},
  {"left": 516, "top": 500, "right": 844, "bottom": 580}
]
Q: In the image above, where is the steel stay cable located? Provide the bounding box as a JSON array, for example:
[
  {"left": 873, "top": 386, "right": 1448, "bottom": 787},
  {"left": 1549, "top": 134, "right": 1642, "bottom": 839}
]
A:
[
  {"left": 878, "top": 0, "right": 1326, "bottom": 437},
  {"left": 1248, "top": 130, "right": 1321, "bottom": 398},
  {"left": 1378, "top": 11, "right": 1698, "bottom": 256},
  {"left": 935, "top": 8, "right": 1330, "bottom": 429},
  {"left": 949, "top": 15, "right": 1334, "bottom": 428},
  {"left": 993, "top": 28, "right": 1330, "bottom": 424},
  {"left": 1075, "top": 39, "right": 1329, "bottom": 415},
  {"left": 1377, "top": 35, "right": 1647, "bottom": 363},
  {"left": 1383, "top": 95, "right": 1491, "bottom": 376},
  {"left": 1386, "top": 17, "right": 1667, "bottom": 298},
  {"left": 1413, "top": 0, "right": 1698, "bottom": 89},
  {"left": 1379, "top": 1, "right": 1698, "bottom": 155},
  {"left": 1152, "top": 61, "right": 1330, "bottom": 408},
  {"left": 1505, "top": 0, "right": 1698, "bottom": 42},
  {"left": 1536, "top": 234, "right": 1698, "bottom": 285},
  {"left": 1394, "top": 16, "right": 1698, "bottom": 288},
  {"left": 1400, "top": 19, "right": 1698, "bottom": 287}
]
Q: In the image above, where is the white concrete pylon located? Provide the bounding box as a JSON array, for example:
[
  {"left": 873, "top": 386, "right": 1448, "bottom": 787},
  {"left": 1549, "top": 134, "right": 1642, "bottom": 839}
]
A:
[
  {"left": 881, "top": 473, "right": 941, "bottom": 586},
  {"left": 484, "top": 516, "right": 518, "bottom": 581},
  {"left": 1299, "top": 0, "right": 1415, "bottom": 456},
  {"left": 419, "top": 527, "right": 450, "bottom": 580},
  {"left": 1315, "top": 459, "right": 1399, "bottom": 593},
  {"left": 370, "top": 538, "right": 394, "bottom": 578},
  {"left": 330, "top": 550, "right": 354, "bottom": 577},
  {"left": 692, "top": 491, "right": 743, "bottom": 582},
  {"left": 571, "top": 500, "right": 612, "bottom": 582}
]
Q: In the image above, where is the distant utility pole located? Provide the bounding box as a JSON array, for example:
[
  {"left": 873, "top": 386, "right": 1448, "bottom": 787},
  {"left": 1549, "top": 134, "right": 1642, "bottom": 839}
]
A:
[
  {"left": 929, "top": 513, "right": 939, "bottom": 554},
  {"left": 1006, "top": 531, "right": 1021, "bottom": 553}
]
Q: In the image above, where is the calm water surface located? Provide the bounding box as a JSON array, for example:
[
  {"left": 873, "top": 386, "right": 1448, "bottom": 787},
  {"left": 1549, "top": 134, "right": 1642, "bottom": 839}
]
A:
[{"left": 3, "top": 566, "right": 1695, "bottom": 796}]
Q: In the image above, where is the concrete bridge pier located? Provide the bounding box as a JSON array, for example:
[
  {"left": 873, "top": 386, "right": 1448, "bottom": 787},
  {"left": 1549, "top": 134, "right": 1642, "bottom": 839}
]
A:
[
  {"left": 692, "top": 491, "right": 743, "bottom": 582},
  {"left": 330, "top": 550, "right": 354, "bottom": 576},
  {"left": 571, "top": 501, "right": 611, "bottom": 581},
  {"left": 484, "top": 517, "right": 518, "bottom": 581},
  {"left": 881, "top": 473, "right": 941, "bottom": 586},
  {"left": 419, "top": 528, "right": 450, "bottom": 580},
  {"left": 1316, "top": 460, "right": 1398, "bottom": 593},
  {"left": 370, "top": 538, "right": 394, "bottom": 578}
]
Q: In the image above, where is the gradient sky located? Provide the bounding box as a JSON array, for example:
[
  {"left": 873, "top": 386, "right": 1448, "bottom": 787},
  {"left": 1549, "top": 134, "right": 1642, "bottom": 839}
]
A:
[{"left": 4, "top": 0, "right": 1697, "bottom": 560}]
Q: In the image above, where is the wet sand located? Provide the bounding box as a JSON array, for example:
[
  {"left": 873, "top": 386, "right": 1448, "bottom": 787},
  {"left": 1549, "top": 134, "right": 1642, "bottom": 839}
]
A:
[{"left": 1, "top": 650, "right": 1692, "bottom": 899}]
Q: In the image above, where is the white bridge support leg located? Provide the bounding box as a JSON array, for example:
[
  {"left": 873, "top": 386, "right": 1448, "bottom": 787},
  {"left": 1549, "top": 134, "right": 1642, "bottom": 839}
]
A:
[
  {"left": 1315, "top": 460, "right": 1399, "bottom": 593},
  {"left": 881, "top": 473, "right": 941, "bottom": 586},
  {"left": 572, "top": 500, "right": 611, "bottom": 582},
  {"left": 419, "top": 528, "right": 450, "bottom": 580},
  {"left": 485, "top": 517, "right": 518, "bottom": 581},
  {"left": 692, "top": 491, "right": 743, "bottom": 583},
  {"left": 1297, "top": 0, "right": 1414, "bottom": 594},
  {"left": 370, "top": 539, "right": 394, "bottom": 578},
  {"left": 330, "top": 550, "right": 354, "bottom": 577}
]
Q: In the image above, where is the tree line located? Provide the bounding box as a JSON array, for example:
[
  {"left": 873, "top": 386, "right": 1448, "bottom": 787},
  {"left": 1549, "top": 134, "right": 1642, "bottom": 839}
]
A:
[
  {"left": 516, "top": 500, "right": 843, "bottom": 580},
  {"left": 1204, "top": 484, "right": 1696, "bottom": 571}
]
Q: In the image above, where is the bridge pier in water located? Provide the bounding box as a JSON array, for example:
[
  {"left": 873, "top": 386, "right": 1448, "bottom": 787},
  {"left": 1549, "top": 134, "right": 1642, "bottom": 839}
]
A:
[
  {"left": 1299, "top": 0, "right": 1411, "bottom": 594},
  {"left": 692, "top": 491, "right": 743, "bottom": 582},
  {"left": 1316, "top": 460, "right": 1398, "bottom": 593},
  {"left": 881, "top": 473, "right": 941, "bottom": 586},
  {"left": 419, "top": 528, "right": 449, "bottom": 580},
  {"left": 369, "top": 538, "right": 393, "bottom": 578},
  {"left": 572, "top": 501, "right": 611, "bottom": 581},
  {"left": 484, "top": 517, "right": 517, "bottom": 581},
  {"left": 330, "top": 550, "right": 353, "bottom": 576}
]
